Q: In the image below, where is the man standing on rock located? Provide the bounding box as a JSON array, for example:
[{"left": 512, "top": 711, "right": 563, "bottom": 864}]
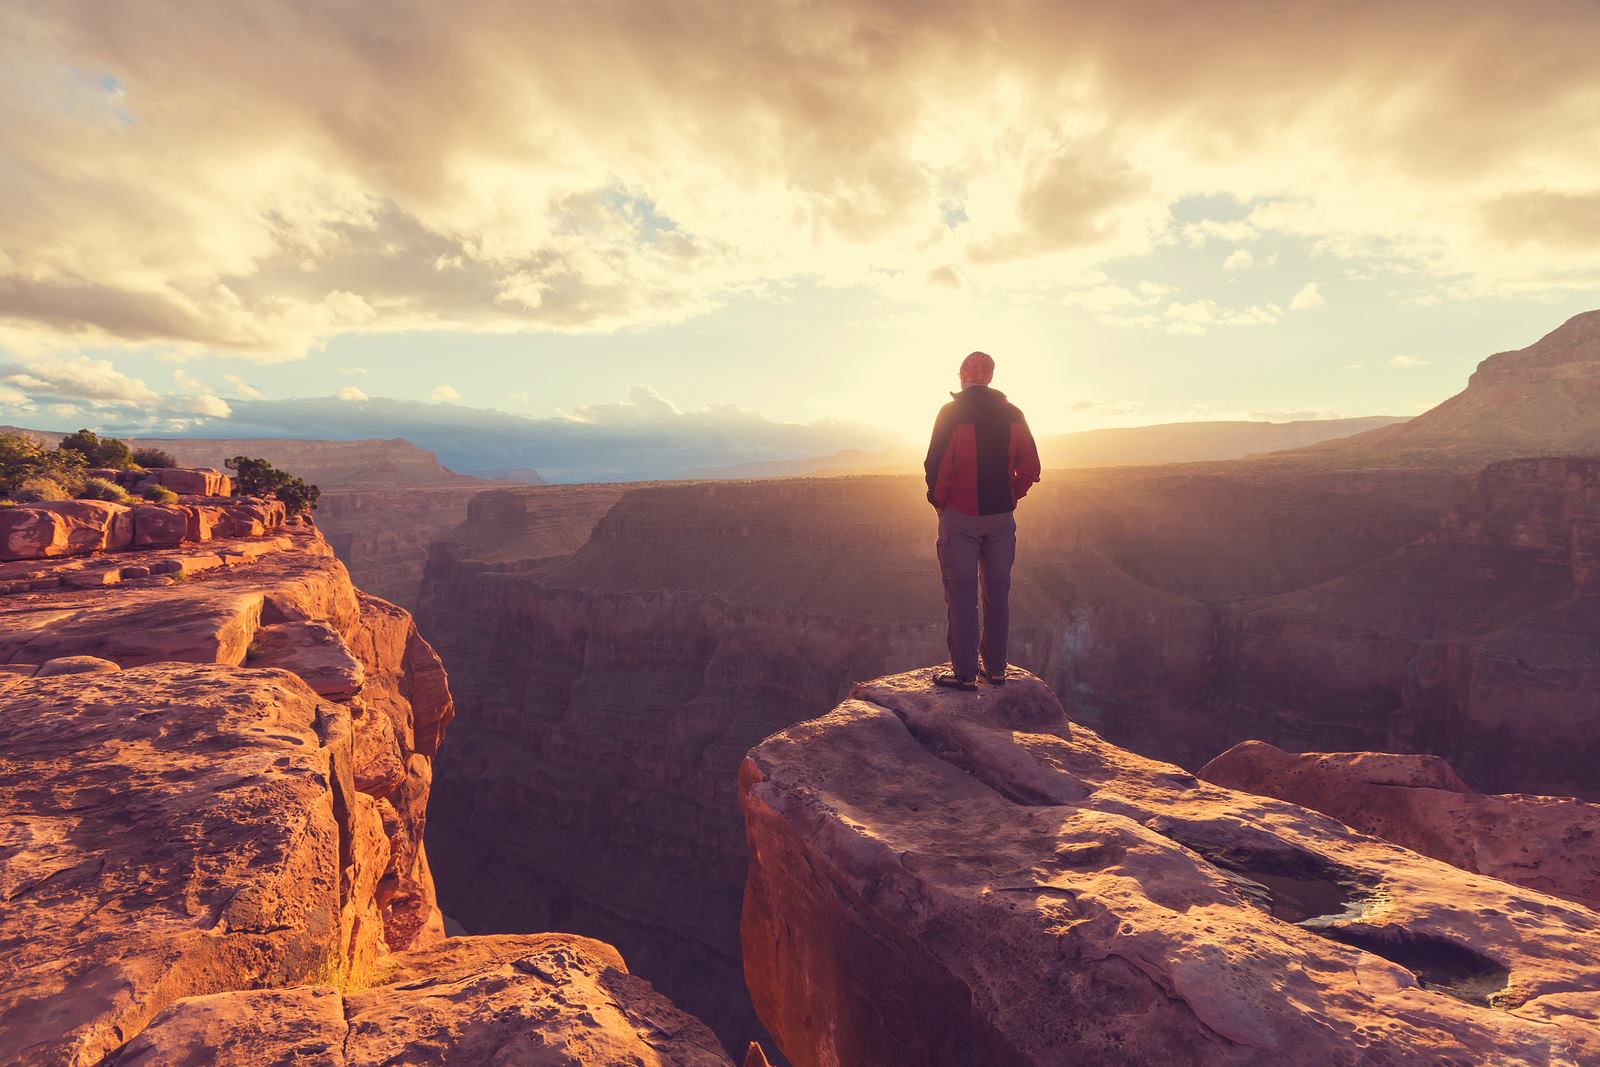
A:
[{"left": 924, "top": 351, "right": 1042, "bottom": 691}]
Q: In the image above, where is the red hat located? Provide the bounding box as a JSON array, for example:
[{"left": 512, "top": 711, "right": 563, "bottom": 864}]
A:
[{"left": 959, "top": 351, "right": 994, "bottom": 387}]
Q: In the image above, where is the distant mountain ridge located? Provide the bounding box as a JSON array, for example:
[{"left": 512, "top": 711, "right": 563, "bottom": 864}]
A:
[
  {"left": 1301, "top": 310, "right": 1600, "bottom": 463},
  {"left": 686, "top": 416, "right": 1411, "bottom": 479}
]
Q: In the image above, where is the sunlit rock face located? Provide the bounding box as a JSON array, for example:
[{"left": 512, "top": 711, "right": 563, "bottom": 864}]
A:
[
  {"left": 0, "top": 527, "right": 455, "bottom": 1065},
  {"left": 741, "top": 669, "right": 1600, "bottom": 1067},
  {"left": 1201, "top": 741, "right": 1600, "bottom": 912},
  {"left": 0, "top": 523, "right": 730, "bottom": 1067},
  {"left": 416, "top": 464, "right": 1463, "bottom": 1046},
  {"left": 106, "top": 934, "right": 734, "bottom": 1067}
]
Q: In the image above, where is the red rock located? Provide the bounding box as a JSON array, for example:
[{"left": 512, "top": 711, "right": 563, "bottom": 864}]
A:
[
  {"left": 741, "top": 668, "right": 1600, "bottom": 1067},
  {"left": 1201, "top": 741, "right": 1600, "bottom": 911},
  {"left": 138, "top": 467, "right": 232, "bottom": 497},
  {"left": 34, "top": 655, "right": 120, "bottom": 677},
  {"left": 130, "top": 504, "right": 188, "bottom": 547},
  {"left": 247, "top": 620, "right": 366, "bottom": 700},
  {"left": 180, "top": 504, "right": 220, "bottom": 541},
  {"left": 106, "top": 935, "right": 734, "bottom": 1067},
  {"left": 0, "top": 665, "right": 386, "bottom": 1066},
  {"left": 0, "top": 501, "right": 132, "bottom": 561}
]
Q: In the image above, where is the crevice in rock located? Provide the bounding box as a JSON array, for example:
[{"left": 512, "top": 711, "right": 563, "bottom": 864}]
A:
[{"left": 874, "top": 701, "right": 1079, "bottom": 807}]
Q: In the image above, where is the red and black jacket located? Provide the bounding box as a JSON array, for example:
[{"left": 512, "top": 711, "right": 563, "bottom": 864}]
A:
[{"left": 924, "top": 385, "right": 1042, "bottom": 515}]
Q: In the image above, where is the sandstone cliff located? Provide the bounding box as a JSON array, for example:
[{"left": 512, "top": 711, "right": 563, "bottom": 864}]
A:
[
  {"left": 0, "top": 425, "right": 531, "bottom": 610},
  {"left": 0, "top": 511, "right": 730, "bottom": 1066},
  {"left": 1201, "top": 742, "right": 1600, "bottom": 911},
  {"left": 741, "top": 669, "right": 1600, "bottom": 1066}
]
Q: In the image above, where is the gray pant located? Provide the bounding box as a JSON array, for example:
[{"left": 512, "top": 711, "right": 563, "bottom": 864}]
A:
[{"left": 936, "top": 507, "right": 1017, "bottom": 678}]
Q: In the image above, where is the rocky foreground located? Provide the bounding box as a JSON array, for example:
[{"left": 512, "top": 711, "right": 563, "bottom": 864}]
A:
[
  {"left": 1202, "top": 742, "right": 1600, "bottom": 912},
  {"left": 742, "top": 669, "right": 1600, "bottom": 1066},
  {"left": 0, "top": 501, "right": 732, "bottom": 1066}
]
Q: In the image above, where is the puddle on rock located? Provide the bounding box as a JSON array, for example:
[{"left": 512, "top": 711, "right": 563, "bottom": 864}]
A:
[
  {"left": 1322, "top": 927, "right": 1511, "bottom": 1007},
  {"left": 1154, "top": 827, "right": 1510, "bottom": 1009}
]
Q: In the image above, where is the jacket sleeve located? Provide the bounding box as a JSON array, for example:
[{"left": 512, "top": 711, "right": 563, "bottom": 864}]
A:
[
  {"left": 1010, "top": 411, "right": 1042, "bottom": 501},
  {"left": 924, "top": 403, "right": 956, "bottom": 507}
]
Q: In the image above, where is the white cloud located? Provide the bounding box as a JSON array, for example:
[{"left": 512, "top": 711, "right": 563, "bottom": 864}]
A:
[
  {"left": 338, "top": 366, "right": 369, "bottom": 375},
  {"left": 1223, "top": 249, "right": 1255, "bottom": 271},
  {"left": 224, "top": 373, "right": 265, "bottom": 399},
  {"left": 1, "top": 353, "right": 160, "bottom": 406},
  {"left": 1290, "top": 282, "right": 1326, "bottom": 310},
  {"left": 1162, "top": 299, "right": 1283, "bottom": 335},
  {"left": 0, "top": 0, "right": 1592, "bottom": 365},
  {"left": 429, "top": 384, "right": 460, "bottom": 403},
  {"left": 1389, "top": 354, "right": 1430, "bottom": 367},
  {"left": 336, "top": 385, "right": 369, "bottom": 401},
  {"left": 172, "top": 369, "right": 207, "bottom": 392}
]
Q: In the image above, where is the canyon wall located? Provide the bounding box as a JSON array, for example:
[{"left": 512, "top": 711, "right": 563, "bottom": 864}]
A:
[
  {"left": 417, "top": 461, "right": 1471, "bottom": 1045},
  {"left": 0, "top": 506, "right": 730, "bottom": 1065},
  {"left": 741, "top": 669, "right": 1600, "bottom": 1066}
]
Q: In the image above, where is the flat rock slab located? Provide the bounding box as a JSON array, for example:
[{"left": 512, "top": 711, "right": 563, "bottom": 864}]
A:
[
  {"left": 0, "top": 664, "right": 369, "bottom": 1067},
  {"left": 1201, "top": 741, "right": 1600, "bottom": 912},
  {"left": 0, "top": 530, "right": 353, "bottom": 668},
  {"left": 741, "top": 668, "right": 1600, "bottom": 1067},
  {"left": 108, "top": 934, "right": 735, "bottom": 1066}
]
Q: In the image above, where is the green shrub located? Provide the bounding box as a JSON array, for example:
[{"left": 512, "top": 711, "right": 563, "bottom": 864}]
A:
[
  {"left": 77, "top": 477, "right": 129, "bottom": 503},
  {"left": 0, "top": 432, "right": 85, "bottom": 495},
  {"left": 225, "top": 455, "right": 321, "bottom": 516},
  {"left": 131, "top": 445, "right": 177, "bottom": 469},
  {"left": 11, "top": 475, "right": 70, "bottom": 502},
  {"left": 58, "top": 428, "right": 134, "bottom": 470},
  {"left": 142, "top": 483, "right": 179, "bottom": 504}
]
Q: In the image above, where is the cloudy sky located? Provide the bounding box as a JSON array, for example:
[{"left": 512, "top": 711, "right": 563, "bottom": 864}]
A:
[{"left": 2, "top": 0, "right": 1597, "bottom": 449}]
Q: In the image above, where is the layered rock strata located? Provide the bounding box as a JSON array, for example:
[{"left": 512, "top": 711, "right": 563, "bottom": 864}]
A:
[
  {"left": 741, "top": 669, "right": 1600, "bottom": 1066},
  {"left": 0, "top": 526, "right": 728, "bottom": 1066},
  {"left": 1231, "top": 456, "right": 1600, "bottom": 797},
  {"left": 0, "top": 495, "right": 285, "bottom": 565},
  {"left": 1201, "top": 741, "right": 1600, "bottom": 911}
]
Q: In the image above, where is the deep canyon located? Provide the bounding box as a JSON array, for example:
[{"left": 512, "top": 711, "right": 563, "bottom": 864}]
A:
[
  {"left": 4, "top": 312, "right": 1599, "bottom": 1065},
  {"left": 419, "top": 312, "right": 1600, "bottom": 1052}
]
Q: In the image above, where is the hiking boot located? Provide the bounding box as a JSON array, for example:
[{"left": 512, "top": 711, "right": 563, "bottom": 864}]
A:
[{"left": 932, "top": 671, "right": 978, "bottom": 691}]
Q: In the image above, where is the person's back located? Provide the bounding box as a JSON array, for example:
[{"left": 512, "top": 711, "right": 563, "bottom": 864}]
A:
[{"left": 923, "top": 352, "right": 1041, "bottom": 690}]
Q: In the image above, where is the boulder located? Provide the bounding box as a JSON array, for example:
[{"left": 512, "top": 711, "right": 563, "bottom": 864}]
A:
[
  {"left": 34, "top": 655, "right": 121, "bottom": 677},
  {"left": 0, "top": 506, "right": 64, "bottom": 561},
  {"left": 0, "top": 501, "right": 132, "bottom": 561},
  {"left": 181, "top": 505, "right": 221, "bottom": 542},
  {"left": 1201, "top": 741, "right": 1600, "bottom": 911},
  {"left": 247, "top": 620, "right": 366, "bottom": 700},
  {"left": 741, "top": 668, "right": 1600, "bottom": 1067},
  {"left": 139, "top": 467, "right": 232, "bottom": 497},
  {"left": 131, "top": 505, "right": 188, "bottom": 547},
  {"left": 106, "top": 934, "right": 734, "bottom": 1067}
]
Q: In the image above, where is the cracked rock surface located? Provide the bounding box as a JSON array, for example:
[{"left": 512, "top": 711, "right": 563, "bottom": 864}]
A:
[
  {"left": 740, "top": 668, "right": 1600, "bottom": 1067},
  {"left": 106, "top": 934, "right": 735, "bottom": 1067}
]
